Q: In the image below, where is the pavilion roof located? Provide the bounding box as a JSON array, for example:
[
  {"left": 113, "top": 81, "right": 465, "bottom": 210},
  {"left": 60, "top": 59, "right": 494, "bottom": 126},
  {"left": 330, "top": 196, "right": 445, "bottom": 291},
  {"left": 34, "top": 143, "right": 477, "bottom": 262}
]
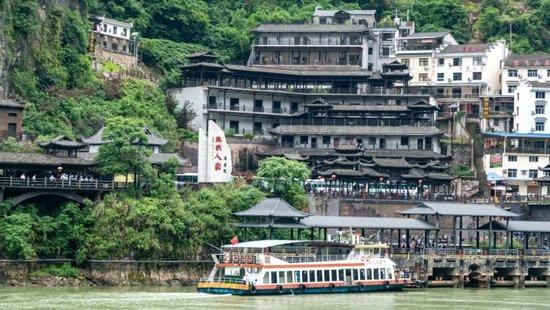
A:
[
  {"left": 478, "top": 220, "right": 550, "bottom": 233},
  {"left": 301, "top": 216, "right": 437, "bottom": 230},
  {"left": 399, "top": 202, "right": 519, "bottom": 218},
  {"left": 234, "top": 198, "right": 309, "bottom": 218},
  {"left": 38, "top": 135, "right": 87, "bottom": 149},
  {"left": 0, "top": 98, "right": 25, "bottom": 109},
  {"left": 82, "top": 126, "right": 168, "bottom": 146},
  {"left": 373, "top": 157, "right": 413, "bottom": 168}
]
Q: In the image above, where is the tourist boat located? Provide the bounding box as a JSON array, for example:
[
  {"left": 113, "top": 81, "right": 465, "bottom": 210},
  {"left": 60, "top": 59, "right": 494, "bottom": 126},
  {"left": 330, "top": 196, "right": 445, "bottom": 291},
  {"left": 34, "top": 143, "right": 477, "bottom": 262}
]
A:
[{"left": 197, "top": 236, "right": 410, "bottom": 295}]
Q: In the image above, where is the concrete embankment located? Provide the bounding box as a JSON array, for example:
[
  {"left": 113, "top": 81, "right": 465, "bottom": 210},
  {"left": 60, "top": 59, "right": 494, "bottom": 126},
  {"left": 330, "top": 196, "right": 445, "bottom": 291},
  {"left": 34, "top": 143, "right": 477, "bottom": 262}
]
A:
[{"left": 0, "top": 260, "right": 213, "bottom": 286}]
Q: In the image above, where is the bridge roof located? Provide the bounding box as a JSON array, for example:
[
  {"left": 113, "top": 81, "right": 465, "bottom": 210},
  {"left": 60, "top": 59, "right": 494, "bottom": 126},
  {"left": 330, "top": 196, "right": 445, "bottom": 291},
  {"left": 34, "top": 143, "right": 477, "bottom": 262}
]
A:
[
  {"left": 301, "top": 216, "right": 437, "bottom": 230},
  {"left": 0, "top": 152, "right": 93, "bottom": 167},
  {"left": 399, "top": 202, "right": 519, "bottom": 218}
]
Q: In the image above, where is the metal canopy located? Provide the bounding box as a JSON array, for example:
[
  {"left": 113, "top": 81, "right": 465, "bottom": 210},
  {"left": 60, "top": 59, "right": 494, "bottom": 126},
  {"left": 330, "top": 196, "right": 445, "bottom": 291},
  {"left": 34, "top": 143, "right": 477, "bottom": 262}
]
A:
[
  {"left": 478, "top": 220, "right": 550, "bottom": 233},
  {"left": 300, "top": 215, "right": 437, "bottom": 230},
  {"left": 399, "top": 202, "right": 519, "bottom": 218},
  {"left": 234, "top": 198, "right": 309, "bottom": 218}
]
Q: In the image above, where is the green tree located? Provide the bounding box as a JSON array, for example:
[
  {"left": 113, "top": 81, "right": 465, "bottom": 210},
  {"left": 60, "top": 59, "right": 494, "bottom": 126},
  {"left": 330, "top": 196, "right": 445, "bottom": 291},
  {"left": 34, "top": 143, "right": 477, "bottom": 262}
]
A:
[
  {"left": 95, "top": 117, "right": 153, "bottom": 184},
  {"left": 256, "top": 157, "right": 310, "bottom": 210}
]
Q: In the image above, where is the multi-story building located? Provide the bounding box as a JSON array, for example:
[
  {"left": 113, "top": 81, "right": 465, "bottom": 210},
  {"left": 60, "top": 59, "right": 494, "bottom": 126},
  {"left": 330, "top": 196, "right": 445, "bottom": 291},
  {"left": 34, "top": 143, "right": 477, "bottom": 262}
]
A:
[
  {"left": 0, "top": 99, "right": 25, "bottom": 140},
  {"left": 90, "top": 16, "right": 139, "bottom": 69},
  {"left": 312, "top": 8, "right": 377, "bottom": 27},
  {"left": 482, "top": 80, "right": 550, "bottom": 196},
  {"left": 502, "top": 54, "right": 550, "bottom": 96}
]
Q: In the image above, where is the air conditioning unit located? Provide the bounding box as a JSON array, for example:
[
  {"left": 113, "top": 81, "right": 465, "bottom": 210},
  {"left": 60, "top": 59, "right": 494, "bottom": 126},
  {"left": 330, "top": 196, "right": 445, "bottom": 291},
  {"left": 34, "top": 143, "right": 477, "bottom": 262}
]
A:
[
  {"left": 424, "top": 66, "right": 429, "bottom": 70},
  {"left": 448, "top": 63, "right": 452, "bottom": 67},
  {"left": 448, "top": 78, "right": 452, "bottom": 82},
  {"left": 518, "top": 74, "right": 523, "bottom": 78},
  {"left": 530, "top": 127, "right": 535, "bottom": 132},
  {"left": 538, "top": 75, "right": 542, "bottom": 78},
  {"left": 468, "top": 78, "right": 472, "bottom": 81}
]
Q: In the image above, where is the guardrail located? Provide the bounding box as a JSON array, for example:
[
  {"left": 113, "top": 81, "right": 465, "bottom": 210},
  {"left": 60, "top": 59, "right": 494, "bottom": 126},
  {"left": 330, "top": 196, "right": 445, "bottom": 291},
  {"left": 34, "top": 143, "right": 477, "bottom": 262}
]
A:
[
  {"left": 0, "top": 176, "right": 127, "bottom": 191},
  {"left": 199, "top": 277, "right": 247, "bottom": 284}
]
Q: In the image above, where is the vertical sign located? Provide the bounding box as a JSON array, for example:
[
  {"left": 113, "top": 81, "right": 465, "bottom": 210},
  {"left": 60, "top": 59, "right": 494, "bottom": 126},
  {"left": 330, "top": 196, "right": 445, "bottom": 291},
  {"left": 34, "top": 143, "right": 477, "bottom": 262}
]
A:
[{"left": 198, "top": 120, "right": 232, "bottom": 183}]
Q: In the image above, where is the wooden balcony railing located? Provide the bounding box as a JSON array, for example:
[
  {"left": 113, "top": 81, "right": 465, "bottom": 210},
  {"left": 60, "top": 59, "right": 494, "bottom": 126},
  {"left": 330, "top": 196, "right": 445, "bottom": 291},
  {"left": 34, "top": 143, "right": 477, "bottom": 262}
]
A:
[{"left": 0, "top": 177, "right": 128, "bottom": 191}]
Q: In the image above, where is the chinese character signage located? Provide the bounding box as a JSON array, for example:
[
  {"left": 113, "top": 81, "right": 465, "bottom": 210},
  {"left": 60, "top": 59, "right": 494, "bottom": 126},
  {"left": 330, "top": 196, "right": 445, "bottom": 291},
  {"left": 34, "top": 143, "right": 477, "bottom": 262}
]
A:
[{"left": 198, "top": 120, "right": 232, "bottom": 183}]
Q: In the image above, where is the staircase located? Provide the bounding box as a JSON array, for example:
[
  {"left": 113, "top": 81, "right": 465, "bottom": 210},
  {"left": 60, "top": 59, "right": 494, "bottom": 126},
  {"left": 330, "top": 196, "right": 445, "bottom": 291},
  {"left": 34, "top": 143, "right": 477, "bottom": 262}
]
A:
[{"left": 466, "top": 122, "right": 487, "bottom": 197}]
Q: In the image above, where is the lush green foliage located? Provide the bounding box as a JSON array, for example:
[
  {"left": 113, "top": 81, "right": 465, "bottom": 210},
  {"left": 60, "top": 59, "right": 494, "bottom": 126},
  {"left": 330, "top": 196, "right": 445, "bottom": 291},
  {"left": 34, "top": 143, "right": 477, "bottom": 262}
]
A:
[
  {"left": 256, "top": 157, "right": 311, "bottom": 210},
  {"left": 31, "top": 263, "right": 80, "bottom": 278}
]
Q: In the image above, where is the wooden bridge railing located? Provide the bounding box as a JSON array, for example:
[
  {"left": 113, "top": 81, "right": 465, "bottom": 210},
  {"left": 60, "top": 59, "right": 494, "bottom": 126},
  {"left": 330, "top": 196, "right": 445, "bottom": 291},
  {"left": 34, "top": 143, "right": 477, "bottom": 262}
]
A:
[{"left": 0, "top": 177, "right": 128, "bottom": 191}]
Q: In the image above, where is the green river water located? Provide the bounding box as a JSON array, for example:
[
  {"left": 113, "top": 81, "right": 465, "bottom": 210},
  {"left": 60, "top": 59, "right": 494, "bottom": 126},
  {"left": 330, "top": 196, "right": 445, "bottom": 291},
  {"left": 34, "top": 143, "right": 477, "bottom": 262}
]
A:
[{"left": 0, "top": 287, "right": 549, "bottom": 310}]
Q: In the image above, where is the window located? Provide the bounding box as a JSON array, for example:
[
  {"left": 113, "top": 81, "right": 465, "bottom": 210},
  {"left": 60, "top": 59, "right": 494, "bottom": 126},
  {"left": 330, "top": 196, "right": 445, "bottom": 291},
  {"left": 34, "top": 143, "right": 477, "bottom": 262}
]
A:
[
  {"left": 548, "top": 69, "right": 550, "bottom": 77},
  {"left": 300, "top": 136, "right": 308, "bottom": 145},
  {"left": 507, "top": 85, "right": 517, "bottom": 93},
  {"left": 419, "top": 58, "right": 428, "bottom": 66},
  {"left": 287, "top": 271, "right": 293, "bottom": 283},
  {"left": 278, "top": 271, "right": 285, "bottom": 284},
  {"left": 8, "top": 112, "right": 17, "bottom": 117},
  {"left": 419, "top": 73, "right": 428, "bottom": 81},
  {"left": 508, "top": 155, "right": 517, "bottom": 162},
  {"left": 436, "top": 88, "right": 444, "bottom": 96},
  {"left": 401, "top": 137, "right": 409, "bottom": 146},
  {"left": 113, "top": 26, "right": 117, "bottom": 35},
  {"left": 535, "top": 121, "right": 545, "bottom": 131},
  {"left": 320, "top": 17, "right": 327, "bottom": 24},
  {"left": 295, "top": 270, "right": 301, "bottom": 282},
  {"left": 291, "top": 102, "right": 299, "bottom": 113},
  {"left": 473, "top": 72, "right": 482, "bottom": 80},
  {"left": 331, "top": 270, "right": 337, "bottom": 282},
  {"left": 324, "top": 270, "right": 330, "bottom": 282},
  {"left": 254, "top": 99, "right": 263, "bottom": 111},
  {"left": 359, "top": 269, "right": 365, "bottom": 280},
  {"left": 473, "top": 57, "right": 483, "bottom": 66},
  {"left": 309, "top": 270, "right": 316, "bottom": 282},
  {"left": 529, "top": 169, "right": 538, "bottom": 179},
  {"left": 373, "top": 268, "right": 379, "bottom": 280},
  {"left": 493, "top": 119, "right": 500, "bottom": 126},
  {"left": 536, "top": 91, "right": 545, "bottom": 99},
  {"left": 535, "top": 104, "right": 545, "bottom": 114},
  {"left": 529, "top": 156, "right": 538, "bottom": 162},
  {"left": 382, "top": 47, "right": 390, "bottom": 56},
  {"left": 507, "top": 169, "right": 517, "bottom": 178},
  {"left": 368, "top": 47, "right": 373, "bottom": 55},
  {"left": 438, "top": 58, "right": 444, "bottom": 67},
  {"left": 401, "top": 58, "right": 409, "bottom": 67},
  {"left": 453, "top": 58, "right": 462, "bottom": 66},
  {"left": 452, "top": 88, "right": 462, "bottom": 98},
  {"left": 208, "top": 96, "right": 217, "bottom": 107},
  {"left": 380, "top": 268, "right": 386, "bottom": 280},
  {"left": 367, "top": 269, "right": 372, "bottom": 280},
  {"left": 535, "top": 141, "right": 545, "bottom": 149},
  {"left": 437, "top": 73, "right": 444, "bottom": 81},
  {"left": 387, "top": 268, "right": 393, "bottom": 279},
  {"left": 453, "top": 72, "right": 462, "bottom": 81},
  {"left": 352, "top": 269, "right": 358, "bottom": 281},
  {"left": 229, "top": 121, "right": 239, "bottom": 133},
  {"left": 528, "top": 69, "right": 538, "bottom": 77},
  {"left": 338, "top": 269, "right": 344, "bottom": 282},
  {"left": 270, "top": 271, "right": 278, "bottom": 284},
  {"left": 508, "top": 69, "right": 518, "bottom": 77},
  {"left": 316, "top": 270, "right": 323, "bottom": 282},
  {"left": 368, "top": 137, "right": 376, "bottom": 145},
  {"left": 302, "top": 270, "right": 309, "bottom": 282},
  {"left": 323, "top": 136, "right": 331, "bottom": 145}
]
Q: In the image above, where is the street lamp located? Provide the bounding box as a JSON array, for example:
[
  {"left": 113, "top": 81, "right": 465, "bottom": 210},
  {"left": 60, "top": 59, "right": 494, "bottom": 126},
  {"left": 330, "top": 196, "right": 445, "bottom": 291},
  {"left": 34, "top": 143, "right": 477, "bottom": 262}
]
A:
[{"left": 418, "top": 179, "right": 423, "bottom": 200}]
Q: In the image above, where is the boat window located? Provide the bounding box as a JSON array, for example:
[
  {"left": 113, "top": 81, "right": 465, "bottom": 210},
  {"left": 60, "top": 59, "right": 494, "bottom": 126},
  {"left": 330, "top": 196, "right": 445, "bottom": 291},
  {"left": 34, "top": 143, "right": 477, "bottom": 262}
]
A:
[
  {"left": 309, "top": 270, "right": 316, "bottom": 282},
  {"left": 380, "top": 268, "right": 386, "bottom": 279},
  {"left": 338, "top": 269, "right": 344, "bottom": 282},
  {"left": 279, "top": 271, "right": 285, "bottom": 283},
  {"left": 271, "top": 271, "right": 278, "bottom": 284},
  {"left": 316, "top": 270, "right": 323, "bottom": 282},
  {"left": 345, "top": 269, "right": 352, "bottom": 282},
  {"left": 302, "top": 270, "right": 309, "bottom": 282},
  {"left": 331, "top": 270, "right": 337, "bottom": 282},
  {"left": 295, "top": 270, "right": 301, "bottom": 282},
  {"left": 387, "top": 268, "right": 393, "bottom": 279},
  {"left": 287, "top": 271, "right": 294, "bottom": 283},
  {"left": 359, "top": 269, "right": 366, "bottom": 280},
  {"left": 263, "top": 272, "right": 270, "bottom": 284},
  {"left": 324, "top": 270, "right": 330, "bottom": 282},
  {"left": 352, "top": 269, "right": 358, "bottom": 281},
  {"left": 367, "top": 269, "right": 372, "bottom": 280},
  {"left": 374, "top": 268, "right": 380, "bottom": 280}
]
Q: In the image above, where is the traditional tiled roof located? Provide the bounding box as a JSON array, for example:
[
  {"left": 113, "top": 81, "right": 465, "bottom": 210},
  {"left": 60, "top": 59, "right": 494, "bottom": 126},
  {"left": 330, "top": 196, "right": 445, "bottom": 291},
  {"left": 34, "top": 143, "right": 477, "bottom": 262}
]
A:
[
  {"left": 268, "top": 125, "right": 444, "bottom": 136},
  {"left": 503, "top": 54, "right": 550, "bottom": 68},
  {"left": 38, "top": 135, "right": 87, "bottom": 149},
  {"left": 373, "top": 157, "right": 413, "bottom": 168},
  {"left": 253, "top": 24, "right": 369, "bottom": 33},
  {"left": 0, "top": 152, "right": 93, "bottom": 167},
  {"left": 0, "top": 98, "right": 25, "bottom": 109},
  {"left": 399, "top": 202, "right": 519, "bottom": 218},
  {"left": 226, "top": 64, "right": 372, "bottom": 77},
  {"left": 402, "top": 168, "right": 426, "bottom": 179},
  {"left": 330, "top": 105, "right": 410, "bottom": 112},
  {"left": 401, "top": 32, "right": 448, "bottom": 39},
  {"left": 363, "top": 149, "right": 447, "bottom": 159},
  {"left": 313, "top": 9, "right": 377, "bottom": 17},
  {"left": 188, "top": 51, "right": 217, "bottom": 58},
  {"left": 438, "top": 44, "right": 491, "bottom": 55},
  {"left": 82, "top": 127, "right": 168, "bottom": 146},
  {"left": 234, "top": 198, "right": 309, "bottom": 218},
  {"left": 77, "top": 152, "right": 186, "bottom": 166}
]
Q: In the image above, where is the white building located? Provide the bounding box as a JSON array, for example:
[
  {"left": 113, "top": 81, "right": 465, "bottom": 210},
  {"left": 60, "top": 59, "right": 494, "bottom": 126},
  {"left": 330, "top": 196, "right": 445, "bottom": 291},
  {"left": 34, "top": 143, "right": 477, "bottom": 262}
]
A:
[
  {"left": 502, "top": 54, "right": 550, "bottom": 95},
  {"left": 312, "top": 8, "right": 377, "bottom": 27},
  {"left": 514, "top": 81, "right": 550, "bottom": 133},
  {"left": 91, "top": 16, "right": 138, "bottom": 69}
]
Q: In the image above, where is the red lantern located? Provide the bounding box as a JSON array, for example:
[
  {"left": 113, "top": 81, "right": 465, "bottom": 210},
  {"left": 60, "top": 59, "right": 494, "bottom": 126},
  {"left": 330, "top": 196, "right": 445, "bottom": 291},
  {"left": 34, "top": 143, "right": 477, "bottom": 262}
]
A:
[
  {"left": 379, "top": 177, "right": 384, "bottom": 182},
  {"left": 331, "top": 174, "right": 337, "bottom": 180},
  {"left": 418, "top": 179, "right": 423, "bottom": 184}
]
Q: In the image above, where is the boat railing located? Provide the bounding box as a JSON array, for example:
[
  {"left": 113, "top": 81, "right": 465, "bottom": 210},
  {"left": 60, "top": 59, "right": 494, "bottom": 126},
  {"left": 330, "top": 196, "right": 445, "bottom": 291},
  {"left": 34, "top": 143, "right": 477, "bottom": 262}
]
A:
[
  {"left": 199, "top": 277, "right": 248, "bottom": 285},
  {"left": 274, "top": 254, "right": 349, "bottom": 263},
  {"left": 216, "top": 253, "right": 259, "bottom": 264}
]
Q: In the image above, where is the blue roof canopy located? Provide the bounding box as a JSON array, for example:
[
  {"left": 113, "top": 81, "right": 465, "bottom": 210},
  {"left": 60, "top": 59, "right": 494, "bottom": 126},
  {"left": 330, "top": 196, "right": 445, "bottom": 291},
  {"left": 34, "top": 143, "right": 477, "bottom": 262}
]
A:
[{"left": 483, "top": 131, "right": 550, "bottom": 139}]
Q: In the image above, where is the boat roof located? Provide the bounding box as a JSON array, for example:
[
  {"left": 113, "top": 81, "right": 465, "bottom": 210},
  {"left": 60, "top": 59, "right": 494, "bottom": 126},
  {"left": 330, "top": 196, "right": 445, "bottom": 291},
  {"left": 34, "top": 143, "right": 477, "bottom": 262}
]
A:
[{"left": 222, "top": 240, "right": 352, "bottom": 249}]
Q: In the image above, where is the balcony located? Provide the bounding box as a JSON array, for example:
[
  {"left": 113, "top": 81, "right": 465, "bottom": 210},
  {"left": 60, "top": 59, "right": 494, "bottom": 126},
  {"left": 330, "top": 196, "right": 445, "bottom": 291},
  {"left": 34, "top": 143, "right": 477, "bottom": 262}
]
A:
[{"left": 204, "top": 104, "right": 289, "bottom": 115}]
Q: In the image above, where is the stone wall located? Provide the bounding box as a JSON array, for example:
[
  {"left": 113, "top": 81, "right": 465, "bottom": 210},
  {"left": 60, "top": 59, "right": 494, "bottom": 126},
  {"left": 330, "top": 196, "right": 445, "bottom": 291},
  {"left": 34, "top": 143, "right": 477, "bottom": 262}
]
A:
[
  {"left": 95, "top": 49, "right": 137, "bottom": 69},
  {"left": 0, "top": 260, "right": 213, "bottom": 286},
  {"left": 451, "top": 143, "right": 472, "bottom": 166}
]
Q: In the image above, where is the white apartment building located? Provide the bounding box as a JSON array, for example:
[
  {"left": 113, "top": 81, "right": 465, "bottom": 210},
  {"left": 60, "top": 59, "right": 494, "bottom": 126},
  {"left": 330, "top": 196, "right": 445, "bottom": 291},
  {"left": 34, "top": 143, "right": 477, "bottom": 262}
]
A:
[
  {"left": 502, "top": 54, "right": 550, "bottom": 95},
  {"left": 514, "top": 81, "right": 550, "bottom": 133},
  {"left": 91, "top": 16, "right": 138, "bottom": 68},
  {"left": 312, "top": 8, "right": 377, "bottom": 27}
]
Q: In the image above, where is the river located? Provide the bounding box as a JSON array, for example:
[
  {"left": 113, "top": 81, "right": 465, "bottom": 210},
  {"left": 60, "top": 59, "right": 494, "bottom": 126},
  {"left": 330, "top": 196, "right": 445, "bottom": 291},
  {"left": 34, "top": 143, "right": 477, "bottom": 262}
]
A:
[{"left": 0, "top": 286, "right": 549, "bottom": 309}]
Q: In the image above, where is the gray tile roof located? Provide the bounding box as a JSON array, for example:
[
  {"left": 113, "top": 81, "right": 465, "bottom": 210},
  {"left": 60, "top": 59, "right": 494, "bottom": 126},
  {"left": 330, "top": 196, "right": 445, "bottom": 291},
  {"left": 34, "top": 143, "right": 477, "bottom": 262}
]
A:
[
  {"left": 253, "top": 24, "right": 369, "bottom": 33},
  {"left": 505, "top": 220, "right": 550, "bottom": 233},
  {"left": 373, "top": 157, "right": 413, "bottom": 168},
  {"left": 234, "top": 198, "right": 309, "bottom": 218},
  {"left": 82, "top": 127, "right": 168, "bottom": 146},
  {"left": 530, "top": 81, "right": 550, "bottom": 89},
  {"left": 268, "top": 125, "right": 443, "bottom": 136},
  {"left": 38, "top": 135, "right": 87, "bottom": 149},
  {"left": 226, "top": 64, "right": 371, "bottom": 77},
  {"left": 402, "top": 32, "right": 448, "bottom": 39},
  {"left": 0, "top": 152, "right": 94, "bottom": 167},
  {"left": 0, "top": 99, "right": 25, "bottom": 109},
  {"left": 363, "top": 149, "right": 447, "bottom": 159},
  {"left": 331, "top": 105, "right": 410, "bottom": 112},
  {"left": 313, "top": 9, "right": 377, "bottom": 17},
  {"left": 400, "top": 202, "right": 519, "bottom": 218},
  {"left": 503, "top": 54, "right": 550, "bottom": 68},
  {"left": 301, "top": 216, "right": 437, "bottom": 230},
  {"left": 438, "top": 44, "right": 491, "bottom": 55},
  {"left": 148, "top": 153, "right": 187, "bottom": 165}
]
